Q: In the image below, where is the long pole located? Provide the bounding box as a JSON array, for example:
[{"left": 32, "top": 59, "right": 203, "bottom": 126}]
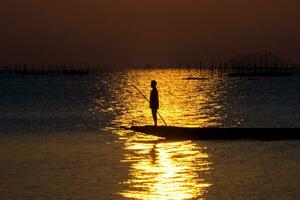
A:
[{"left": 131, "top": 85, "right": 168, "bottom": 126}]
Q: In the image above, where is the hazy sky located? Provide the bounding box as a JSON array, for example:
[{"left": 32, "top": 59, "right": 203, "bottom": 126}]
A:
[{"left": 1, "top": 0, "right": 299, "bottom": 66}]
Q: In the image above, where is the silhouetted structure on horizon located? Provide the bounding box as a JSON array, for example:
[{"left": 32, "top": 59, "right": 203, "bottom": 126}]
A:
[
  {"left": 0, "top": 53, "right": 298, "bottom": 77},
  {"left": 0, "top": 64, "right": 96, "bottom": 75},
  {"left": 227, "top": 52, "right": 294, "bottom": 76}
]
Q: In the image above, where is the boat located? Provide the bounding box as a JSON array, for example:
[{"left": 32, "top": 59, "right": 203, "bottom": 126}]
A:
[
  {"left": 184, "top": 77, "right": 209, "bottom": 80},
  {"left": 125, "top": 126, "right": 300, "bottom": 140}
]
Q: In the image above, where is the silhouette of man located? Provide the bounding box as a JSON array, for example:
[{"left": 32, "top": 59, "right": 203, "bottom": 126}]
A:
[{"left": 150, "top": 80, "right": 159, "bottom": 126}]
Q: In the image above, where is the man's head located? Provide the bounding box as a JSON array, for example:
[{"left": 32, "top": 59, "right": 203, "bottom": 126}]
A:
[{"left": 151, "top": 80, "right": 157, "bottom": 88}]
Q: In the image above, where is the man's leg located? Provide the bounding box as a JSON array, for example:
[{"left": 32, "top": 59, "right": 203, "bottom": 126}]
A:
[{"left": 151, "top": 109, "right": 157, "bottom": 126}]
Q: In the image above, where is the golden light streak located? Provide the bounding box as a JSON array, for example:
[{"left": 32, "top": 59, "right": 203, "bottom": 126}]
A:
[
  {"left": 111, "top": 69, "right": 223, "bottom": 128},
  {"left": 103, "top": 69, "right": 221, "bottom": 199},
  {"left": 119, "top": 138, "right": 212, "bottom": 200}
]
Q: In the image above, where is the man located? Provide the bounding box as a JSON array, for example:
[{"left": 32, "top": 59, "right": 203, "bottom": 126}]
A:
[{"left": 150, "top": 80, "right": 159, "bottom": 126}]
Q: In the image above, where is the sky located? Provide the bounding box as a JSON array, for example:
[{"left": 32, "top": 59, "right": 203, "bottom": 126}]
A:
[{"left": 0, "top": 0, "right": 299, "bottom": 66}]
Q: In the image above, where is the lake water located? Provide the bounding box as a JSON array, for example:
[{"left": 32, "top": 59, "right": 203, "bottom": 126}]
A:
[{"left": 0, "top": 69, "right": 300, "bottom": 199}]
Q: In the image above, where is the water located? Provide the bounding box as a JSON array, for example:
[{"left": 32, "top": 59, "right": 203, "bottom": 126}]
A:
[{"left": 0, "top": 69, "right": 300, "bottom": 199}]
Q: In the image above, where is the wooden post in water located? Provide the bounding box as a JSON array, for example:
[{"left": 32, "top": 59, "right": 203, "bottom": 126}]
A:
[{"left": 199, "top": 61, "right": 202, "bottom": 71}]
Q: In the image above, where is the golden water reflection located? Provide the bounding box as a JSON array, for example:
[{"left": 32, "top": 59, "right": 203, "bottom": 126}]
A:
[
  {"left": 100, "top": 69, "right": 219, "bottom": 199},
  {"left": 108, "top": 69, "right": 224, "bottom": 128},
  {"left": 119, "top": 135, "right": 212, "bottom": 200}
]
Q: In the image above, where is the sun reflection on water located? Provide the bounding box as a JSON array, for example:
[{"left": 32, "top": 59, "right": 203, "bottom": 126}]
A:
[
  {"left": 98, "top": 69, "right": 220, "bottom": 199},
  {"left": 109, "top": 69, "right": 224, "bottom": 128},
  {"left": 119, "top": 135, "right": 212, "bottom": 200}
]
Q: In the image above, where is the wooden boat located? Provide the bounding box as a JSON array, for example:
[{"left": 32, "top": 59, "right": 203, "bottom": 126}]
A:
[
  {"left": 125, "top": 126, "right": 300, "bottom": 140},
  {"left": 184, "top": 77, "right": 209, "bottom": 80}
]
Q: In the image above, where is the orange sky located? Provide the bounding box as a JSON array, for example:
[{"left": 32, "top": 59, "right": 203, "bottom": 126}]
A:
[{"left": 0, "top": 0, "right": 299, "bottom": 66}]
